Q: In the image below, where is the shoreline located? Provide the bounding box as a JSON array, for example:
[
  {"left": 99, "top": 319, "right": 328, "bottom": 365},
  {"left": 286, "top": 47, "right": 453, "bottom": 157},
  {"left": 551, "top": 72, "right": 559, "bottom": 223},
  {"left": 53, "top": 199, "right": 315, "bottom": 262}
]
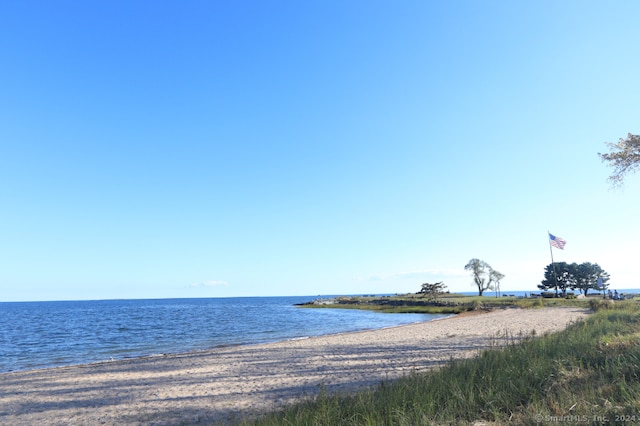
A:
[
  {"left": 0, "top": 297, "right": 447, "bottom": 374},
  {"left": 1, "top": 314, "right": 451, "bottom": 376},
  {"left": 0, "top": 306, "right": 588, "bottom": 425},
  {"left": 2, "top": 313, "right": 455, "bottom": 376}
]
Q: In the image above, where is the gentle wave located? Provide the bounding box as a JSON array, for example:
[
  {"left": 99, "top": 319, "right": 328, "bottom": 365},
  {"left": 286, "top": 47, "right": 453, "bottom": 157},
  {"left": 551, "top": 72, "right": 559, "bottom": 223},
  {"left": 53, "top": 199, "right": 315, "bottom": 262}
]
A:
[{"left": 0, "top": 296, "right": 447, "bottom": 373}]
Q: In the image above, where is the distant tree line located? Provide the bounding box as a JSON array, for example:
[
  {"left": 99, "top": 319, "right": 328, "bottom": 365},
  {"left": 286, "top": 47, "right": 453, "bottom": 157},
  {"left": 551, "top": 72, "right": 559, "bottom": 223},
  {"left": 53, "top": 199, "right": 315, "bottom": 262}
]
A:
[
  {"left": 538, "top": 262, "right": 610, "bottom": 296},
  {"left": 418, "top": 259, "right": 609, "bottom": 299}
]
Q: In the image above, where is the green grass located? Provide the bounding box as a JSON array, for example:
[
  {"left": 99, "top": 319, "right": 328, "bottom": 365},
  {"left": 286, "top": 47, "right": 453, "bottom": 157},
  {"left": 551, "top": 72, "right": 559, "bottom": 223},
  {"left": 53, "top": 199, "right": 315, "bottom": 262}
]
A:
[
  {"left": 297, "top": 293, "right": 595, "bottom": 315},
  {"left": 301, "top": 303, "right": 471, "bottom": 314},
  {"left": 239, "top": 302, "right": 640, "bottom": 425}
]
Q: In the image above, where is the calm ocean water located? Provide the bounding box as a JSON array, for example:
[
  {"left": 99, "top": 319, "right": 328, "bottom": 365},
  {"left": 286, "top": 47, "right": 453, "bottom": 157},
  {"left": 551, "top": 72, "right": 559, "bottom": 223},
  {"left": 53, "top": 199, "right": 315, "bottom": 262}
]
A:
[{"left": 0, "top": 296, "right": 447, "bottom": 373}]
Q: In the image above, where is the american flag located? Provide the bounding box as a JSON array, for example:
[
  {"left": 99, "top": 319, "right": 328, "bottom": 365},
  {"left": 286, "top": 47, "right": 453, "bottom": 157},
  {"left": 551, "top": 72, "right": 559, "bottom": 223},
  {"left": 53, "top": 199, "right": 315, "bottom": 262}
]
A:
[{"left": 549, "top": 233, "right": 566, "bottom": 250}]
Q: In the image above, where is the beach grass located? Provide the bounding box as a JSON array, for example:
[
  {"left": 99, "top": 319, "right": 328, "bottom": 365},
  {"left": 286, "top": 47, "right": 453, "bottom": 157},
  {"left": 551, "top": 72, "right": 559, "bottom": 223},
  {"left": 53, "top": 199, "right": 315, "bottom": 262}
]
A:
[{"left": 242, "top": 301, "right": 640, "bottom": 425}]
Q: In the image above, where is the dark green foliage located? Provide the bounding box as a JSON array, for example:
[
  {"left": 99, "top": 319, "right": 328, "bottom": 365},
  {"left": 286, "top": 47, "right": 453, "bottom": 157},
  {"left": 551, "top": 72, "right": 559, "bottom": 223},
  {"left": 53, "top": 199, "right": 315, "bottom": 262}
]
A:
[
  {"left": 418, "top": 281, "right": 447, "bottom": 301},
  {"left": 539, "top": 262, "right": 610, "bottom": 296}
]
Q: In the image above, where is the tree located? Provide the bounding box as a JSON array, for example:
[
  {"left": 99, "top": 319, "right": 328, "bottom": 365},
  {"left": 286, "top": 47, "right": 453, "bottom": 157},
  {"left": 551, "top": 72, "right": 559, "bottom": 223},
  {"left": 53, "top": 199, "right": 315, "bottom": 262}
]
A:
[
  {"left": 598, "top": 133, "right": 640, "bottom": 186},
  {"left": 490, "top": 268, "right": 505, "bottom": 297},
  {"left": 418, "top": 281, "right": 447, "bottom": 301},
  {"left": 573, "top": 262, "right": 610, "bottom": 296},
  {"left": 539, "top": 262, "right": 610, "bottom": 296},
  {"left": 464, "top": 258, "right": 504, "bottom": 296},
  {"left": 539, "top": 262, "right": 573, "bottom": 296}
]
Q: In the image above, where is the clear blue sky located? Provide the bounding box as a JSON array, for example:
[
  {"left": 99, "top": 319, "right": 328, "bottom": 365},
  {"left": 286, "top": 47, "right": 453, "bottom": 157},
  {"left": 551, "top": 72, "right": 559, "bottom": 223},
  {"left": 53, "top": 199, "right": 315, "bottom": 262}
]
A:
[{"left": 1, "top": 1, "right": 639, "bottom": 301}]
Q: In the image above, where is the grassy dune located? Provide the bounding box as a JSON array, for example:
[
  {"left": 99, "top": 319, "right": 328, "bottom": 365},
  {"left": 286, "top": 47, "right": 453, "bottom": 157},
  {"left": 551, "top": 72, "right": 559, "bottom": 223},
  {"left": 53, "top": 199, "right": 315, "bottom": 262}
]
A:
[{"left": 243, "top": 300, "right": 640, "bottom": 425}]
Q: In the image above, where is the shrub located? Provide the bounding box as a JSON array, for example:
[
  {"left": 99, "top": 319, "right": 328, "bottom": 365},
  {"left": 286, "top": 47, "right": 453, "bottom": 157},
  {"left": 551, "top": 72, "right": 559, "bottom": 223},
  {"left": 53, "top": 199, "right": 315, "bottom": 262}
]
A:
[{"left": 589, "top": 298, "right": 613, "bottom": 311}]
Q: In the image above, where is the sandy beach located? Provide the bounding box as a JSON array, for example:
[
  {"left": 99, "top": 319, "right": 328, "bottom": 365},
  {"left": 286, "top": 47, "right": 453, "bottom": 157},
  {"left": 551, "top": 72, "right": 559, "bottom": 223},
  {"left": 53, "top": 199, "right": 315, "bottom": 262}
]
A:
[{"left": 0, "top": 306, "right": 588, "bottom": 425}]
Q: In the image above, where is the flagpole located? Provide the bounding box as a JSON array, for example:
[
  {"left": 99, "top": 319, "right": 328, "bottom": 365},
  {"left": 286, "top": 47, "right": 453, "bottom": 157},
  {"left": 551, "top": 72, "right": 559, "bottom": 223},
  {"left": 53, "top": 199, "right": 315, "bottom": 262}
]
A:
[{"left": 548, "top": 231, "right": 559, "bottom": 297}]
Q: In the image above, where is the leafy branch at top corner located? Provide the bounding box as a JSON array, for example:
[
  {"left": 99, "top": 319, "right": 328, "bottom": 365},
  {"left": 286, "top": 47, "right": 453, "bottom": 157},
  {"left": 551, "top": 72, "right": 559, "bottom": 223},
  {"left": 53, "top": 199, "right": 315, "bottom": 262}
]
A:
[{"left": 598, "top": 133, "right": 640, "bottom": 188}]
